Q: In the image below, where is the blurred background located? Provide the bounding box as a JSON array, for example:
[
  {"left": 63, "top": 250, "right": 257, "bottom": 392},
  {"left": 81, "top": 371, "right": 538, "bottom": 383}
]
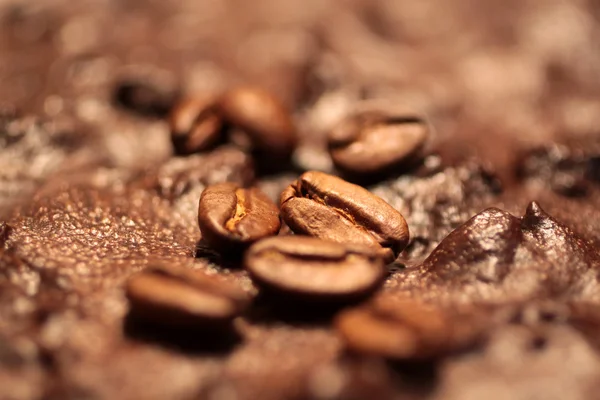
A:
[
  {"left": 2, "top": 3, "right": 600, "bottom": 398},
  {"left": 1, "top": 0, "right": 600, "bottom": 173}
]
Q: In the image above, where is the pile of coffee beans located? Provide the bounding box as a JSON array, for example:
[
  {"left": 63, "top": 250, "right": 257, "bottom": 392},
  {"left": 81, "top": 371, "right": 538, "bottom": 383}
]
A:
[
  {"left": 7, "top": 1, "right": 600, "bottom": 398},
  {"left": 125, "top": 84, "right": 430, "bottom": 353},
  {"left": 127, "top": 168, "right": 409, "bottom": 331}
]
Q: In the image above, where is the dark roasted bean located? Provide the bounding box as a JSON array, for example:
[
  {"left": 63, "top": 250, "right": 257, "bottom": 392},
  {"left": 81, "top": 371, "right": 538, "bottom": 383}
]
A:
[
  {"left": 198, "top": 182, "right": 281, "bottom": 254},
  {"left": 328, "top": 110, "right": 428, "bottom": 175},
  {"left": 113, "top": 79, "right": 178, "bottom": 117},
  {"left": 244, "top": 236, "right": 385, "bottom": 303},
  {"left": 218, "top": 86, "right": 297, "bottom": 163},
  {"left": 335, "top": 297, "right": 486, "bottom": 359},
  {"left": 280, "top": 171, "right": 409, "bottom": 261},
  {"left": 169, "top": 96, "right": 223, "bottom": 155},
  {"left": 126, "top": 264, "right": 250, "bottom": 328}
]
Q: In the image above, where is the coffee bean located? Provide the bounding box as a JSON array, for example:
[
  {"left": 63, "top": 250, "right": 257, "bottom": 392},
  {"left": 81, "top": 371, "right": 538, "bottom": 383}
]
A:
[
  {"left": 126, "top": 264, "right": 250, "bottom": 328},
  {"left": 244, "top": 236, "right": 386, "bottom": 303},
  {"left": 218, "top": 86, "right": 297, "bottom": 163},
  {"left": 198, "top": 183, "right": 281, "bottom": 254},
  {"left": 113, "top": 79, "right": 178, "bottom": 117},
  {"left": 280, "top": 171, "right": 409, "bottom": 261},
  {"left": 328, "top": 110, "right": 428, "bottom": 175},
  {"left": 335, "top": 297, "right": 486, "bottom": 359},
  {"left": 169, "top": 96, "right": 223, "bottom": 155}
]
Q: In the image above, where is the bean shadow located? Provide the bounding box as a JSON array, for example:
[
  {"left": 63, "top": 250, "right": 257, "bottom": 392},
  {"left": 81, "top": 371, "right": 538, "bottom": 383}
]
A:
[
  {"left": 194, "top": 239, "right": 247, "bottom": 270},
  {"left": 243, "top": 293, "right": 369, "bottom": 327},
  {"left": 194, "top": 239, "right": 222, "bottom": 261},
  {"left": 123, "top": 313, "right": 241, "bottom": 355},
  {"left": 386, "top": 358, "right": 439, "bottom": 392}
]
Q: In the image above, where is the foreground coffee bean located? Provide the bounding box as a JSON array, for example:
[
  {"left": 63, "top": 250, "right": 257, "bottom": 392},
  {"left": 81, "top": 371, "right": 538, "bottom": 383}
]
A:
[
  {"left": 335, "top": 297, "right": 485, "bottom": 359},
  {"left": 113, "top": 79, "right": 178, "bottom": 117},
  {"left": 198, "top": 183, "right": 281, "bottom": 254},
  {"left": 169, "top": 96, "right": 223, "bottom": 155},
  {"left": 245, "top": 236, "right": 386, "bottom": 303},
  {"left": 126, "top": 264, "right": 250, "bottom": 328},
  {"left": 218, "top": 86, "right": 297, "bottom": 163},
  {"left": 280, "top": 171, "right": 409, "bottom": 261},
  {"left": 328, "top": 110, "right": 428, "bottom": 175}
]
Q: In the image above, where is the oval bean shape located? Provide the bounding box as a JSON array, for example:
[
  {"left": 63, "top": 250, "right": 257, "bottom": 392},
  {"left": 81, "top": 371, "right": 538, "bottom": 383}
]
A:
[
  {"left": 244, "top": 236, "right": 386, "bottom": 302},
  {"left": 126, "top": 264, "right": 250, "bottom": 328},
  {"left": 335, "top": 297, "right": 487, "bottom": 359},
  {"left": 328, "top": 110, "right": 428, "bottom": 175},
  {"left": 169, "top": 96, "right": 223, "bottom": 155},
  {"left": 218, "top": 86, "right": 297, "bottom": 161},
  {"left": 280, "top": 171, "right": 409, "bottom": 260},
  {"left": 198, "top": 182, "right": 281, "bottom": 254}
]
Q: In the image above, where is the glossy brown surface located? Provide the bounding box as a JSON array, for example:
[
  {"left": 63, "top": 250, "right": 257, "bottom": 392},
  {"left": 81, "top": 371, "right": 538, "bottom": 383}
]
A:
[
  {"left": 198, "top": 182, "right": 281, "bottom": 253},
  {"left": 328, "top": 110, "right": 428, "bottom": 175},
  {"left": 280, "top": 171, "right": 409, "bottom": 261},
  {"left": 169, "top": 96, "right": 222, "bottom": 155},
  {"left": 3, "top": 1, "right": 600, "bottom": 399},
  {"left": 219, "top": 86, "right": 297, "bottom": 162},
  {"left": 126, "top": 263, "right": 250, "bottom": 327},
  {"left": 245, "top": 236, "right": 386, "bottom": 302},
  {"left": 335, "top": 296, "right": 488, "bottom": 359}
]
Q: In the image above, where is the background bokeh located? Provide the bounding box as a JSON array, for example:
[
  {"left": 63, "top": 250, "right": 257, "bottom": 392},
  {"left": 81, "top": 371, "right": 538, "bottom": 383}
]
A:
[{"left": 2, "top": 0, "right": 600, "bottom": 175}]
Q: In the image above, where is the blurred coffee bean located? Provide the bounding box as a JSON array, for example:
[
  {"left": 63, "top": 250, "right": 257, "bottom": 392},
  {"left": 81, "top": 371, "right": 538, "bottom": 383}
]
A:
[
  {"left": 169, "top": 96, "right": 223, "bottom": 155},
  {"left": 515, "top": 143, "right": 600, "bottom": 198},
  {"left": 126, "top": 264, "right": 250, "bottom": 328},
  {"left": 335, "top": 297, "right": 486, "bottom": 359},
  {"left": 280, "top": 171, "right": 409, "bottom": 262},
  {"left": 328, "top": 110, "right": 428, "bottom": 175},
  {"left": 218, "top": 86, "right": 297, "bottom": 165},
  {"left": 198, "top": 182, "right": 281, "bottom": 254},
  {"left": 113, "top": 79, "right": 178, "bottom": 117},
  {"left": 244, "top": 236, "right": 385, "bottom": 303},
  {"left": 551, "top": 172, "right": 588, "bottom": 197}
]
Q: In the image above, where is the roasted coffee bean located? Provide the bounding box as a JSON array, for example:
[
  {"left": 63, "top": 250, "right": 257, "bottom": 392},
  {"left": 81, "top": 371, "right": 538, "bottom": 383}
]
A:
[
  {"left": 198, "top": 183, "right": 281, "bottom": 253},
  {"left": 126, "top": 264, "right": 250, "bottom": 328},
  {"left": 218, "top": 86, "right": 297, "bottom": 162},
  {"left": 244, "top": 236, "right": 386, "bottom": 302},
  {"left": 280, "top": 171, "right": 409, "bottom": 261},
  {"left": 335, "top": 297, "right": 486, "bottom": 359},
  {"left": 113, "top": 79, "right": 178, "bottom": 117},
  {"left": 328, "top": 110, "right": 428, "bottom": 175},
  {"left": 169, "top": 96, "right": 223, "bottom": 155}
]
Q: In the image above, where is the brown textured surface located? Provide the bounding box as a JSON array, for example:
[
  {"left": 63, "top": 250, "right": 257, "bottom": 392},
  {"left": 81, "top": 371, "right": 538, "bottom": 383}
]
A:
[{"left": 3, "top": 1, "right": 600, "bottom": 399}]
